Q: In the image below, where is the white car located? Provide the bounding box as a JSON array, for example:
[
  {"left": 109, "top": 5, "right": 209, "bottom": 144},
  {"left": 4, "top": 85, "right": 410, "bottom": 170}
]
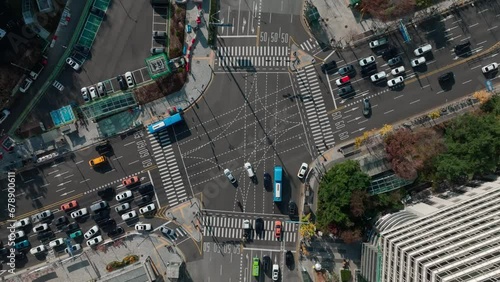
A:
[
  {"left": 411, "top": 57, "right": 426, "bottom": 67},
  {"left": 370, "top": 71, "right": 386, "bottom": 82},
  {"left": 14, "top": 230, "right": 25, "bottom": 239},
  {"left": 81, "top": 87, "right": 90, "bottom": 102},
  {"left": 391, "top": 66, "right": 405, "bottom": 76},
  {"left": 387, "top": 76, "right": 405, "bottom": 87},
  {"left": 65, "top": 243, "right": 82, "bottom": 254},
  {"left": 30, "top": 245, "right": 46, "bottom": 255},
  {"left": 139, "top": 203, "right": 156, "bottom": 215},
  {"left": 49, "top": 238, "right": 65, "bottom": 248},
  {"left": 86, "top": 235, "right": 103, "bottom": 247},
  {"left": 272, "top": 264, "right": 279, "bottom": 281},
  {"left": 0, "top": 109, "right": 10, "bottom": 125},
  {"left": 84, "top": 225, "right": 99, "bottom": 240},
  {"left": 482, "top": 62, "right": 498, "bottom": 74},
  {"left": 135, "top": 223, "right": 152, "bottom": 231},
  {"left": 115, "top": 203, "right": 131, "bottom": 213},
  {"left": 121, "top": 210, "right": 137, "bottom": 221},
  {"left": 71, "top": 208, "right": 88, "bottom": 219},
  {"left": 359, "top": 56, "right": 376, "bottom": 67},
  {"left": 116, "top": 190, "right": 133, "bottom": 202},
  {"left": 13, "top": 217, "right": 30, "bottom": 229},
  {"left": 19, "top": 78, "right": 33, "bottom": 93},
  {"left": 89, "top": 87, "right": 98, "bottom": 99},
  {"left": 160, "top": 226, "right": 176, "bottom": 239},
  {"left": 297, "top": 163, "right": 309, "bottom": 179},
  {"left": 124, "top": 71, "right": 135, "bottom": 88},
  {"left": 414, "top": 43, "right": 432, "bottom": 56},
  {"left": 244, "top": 162, "right": 255, "bottom": 178},
  {"left": 65, "top": 57, "right": 80, "bottom": 70},
  {"left": 33, "top": 210, "right": 52, "bottom": 221},
  {"left": 224, "top": 168, "right": 236, "bottom": 184}
]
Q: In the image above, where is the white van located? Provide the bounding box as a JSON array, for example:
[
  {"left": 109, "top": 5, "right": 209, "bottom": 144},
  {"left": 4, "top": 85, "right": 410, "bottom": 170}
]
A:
[{"left": 244, "top": 162, "right": 255, "bottom": 178}]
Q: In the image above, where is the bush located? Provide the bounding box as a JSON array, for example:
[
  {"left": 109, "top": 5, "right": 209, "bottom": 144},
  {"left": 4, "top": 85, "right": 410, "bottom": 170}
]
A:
[{"left": 340, "top": 270, "right": 352, "bottom": 282}]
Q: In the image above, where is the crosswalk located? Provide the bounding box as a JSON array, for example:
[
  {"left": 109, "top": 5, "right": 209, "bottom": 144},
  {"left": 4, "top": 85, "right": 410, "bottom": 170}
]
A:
[
  {"left": 148, "top": 131, "right": 187, "bottom": 207},
  {"left": 295, "top": 65, "right": 336, "bottom": 151},
  {"left": 201, "top": 216, "right": 298, "bottom": 243},
  {"left": 299, "top": 38, "right": 321, "bottom": 53},
  {"left": 216, "top": 46, "right": 290, "bottom": 69}
]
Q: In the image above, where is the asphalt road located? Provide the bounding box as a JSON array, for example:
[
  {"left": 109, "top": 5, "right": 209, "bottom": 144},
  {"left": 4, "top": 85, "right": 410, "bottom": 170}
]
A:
[{"left": 306, "top": 0, "right": 500, "bottom": 145}]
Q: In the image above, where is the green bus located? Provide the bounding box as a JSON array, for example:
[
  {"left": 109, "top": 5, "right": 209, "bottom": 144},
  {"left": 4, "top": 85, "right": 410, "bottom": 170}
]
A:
[{"left": 252, "top": 257, "right": 260, "bottom": 277}]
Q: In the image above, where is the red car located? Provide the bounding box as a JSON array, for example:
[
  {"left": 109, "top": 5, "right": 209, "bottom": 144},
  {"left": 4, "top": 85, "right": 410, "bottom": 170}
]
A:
[
  {"left": 275, "top": 221, "right": 282, "bottom": 239},
  {"left": 61, "top": 200, "right": 78, "bottom": 211},
  {"left": 122, "top": 176, "right": 139, "bottom": 187},
  {"left": 335, "top": 76, "right": 350, "bottom": 86}
]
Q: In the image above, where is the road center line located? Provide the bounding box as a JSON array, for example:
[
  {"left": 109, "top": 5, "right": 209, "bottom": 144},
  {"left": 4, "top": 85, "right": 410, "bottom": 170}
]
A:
[
  {"left": 463, "top": 80, "right": 472, "bottom": 84},
  {"left": 48, "top": 170, "right": 59, "bottom": 175},
  {"left": 129, "top": 160, "right": 139, "bottom": 165},
  {"left": 384, "top": 110, "right": 394, "bottom": 115},
  {"left": 80, "top": 179, "right": 90, "bottom": 183},
  {"left": 75, "top": 160, "right": 83, "bottom": 165},
  {"left": 56, "top": 188, "right": 66, "bottom": 192},
  {"left": 394, "top": 95, "right": 403, "bottom": 99},
  {"left": 124, "top": 141, "right": 135, "bottom": 146},
  {"left": 469, "top": 23, "right": 479, "bottom": 28},
  {"left": 487, "top": 26, "right": 498, "bottom": 31},
  {"left": 24, "top": 179, "right": 34, "bottom": 184},
  {"left": 410, "top": 99, "right": 420, "bottom": 104}
]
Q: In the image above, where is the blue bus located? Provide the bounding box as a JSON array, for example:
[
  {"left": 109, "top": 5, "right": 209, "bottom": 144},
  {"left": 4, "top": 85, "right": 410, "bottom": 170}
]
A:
[
  {"left": 273, "top": 166, "right": 282, "bottom": 202},
  {"left": 147, "top": 112, "right": 183, "bottom": 134}
]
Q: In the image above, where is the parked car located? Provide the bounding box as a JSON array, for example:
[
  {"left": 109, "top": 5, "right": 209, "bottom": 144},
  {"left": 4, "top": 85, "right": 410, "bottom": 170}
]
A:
[
  {"left": 369, "top": 38, "right": 388, "bottom": 49},
  {"left": 370, "top": 71, "right": 386, "bottom": 83},
  {"left": 86, "top": 235, "right": 103, "bottom": 247},
  {"left": 13, "top": 217, "right": 31, "bottom": 229},
  {"left": 139, "top": 184, "right": 153, "bottom": 194},
  {"left": 33, "top": 210, "right": 52, "bottom": 221},
  {"left": 359, "top": 56, "right": 376, "bottom": 67},
  {"left": 19, "top": 78, "right": 33, "bottom": 93},
  {"left": 160, "top": 226, "right": 176, "bottom": 239},
  {"left": 335, "top": 76, "right": 350, "bottom": 86},
  {"left": 98, "top": 187, "right": 115, "bottom": 198},
  {"left": 90, "top": 201, "right": 108, "bottom": 213},
  {"left": 37, "top": 230, "right": 54, "bottom": 242},
  {"left": 84, "top": 225, "right": 100, "bottom": 240},
  {"left": 30, "top": 245, "right": 46, "bottom": 255},
  {"left": 139, "top": 203, "right": 156, "bottom": 214},
  {"left": 224, "top": 168, "right": 236, "bottom": 184},
  {"left": 152, "top": 31, "right": 167, "bottom": 38},
  {"left": 70, "top": 230, "right": 83, "bottom": 239},
  {"left": 387, "top": 76, "right": 405, "bottom": 87},
  {"left": 381, "top": 46, "right": 398, "bottom": 60},
  {"left": 338, "top": 65, "right": 355, "bottom": 76},
  {"left": 107, "top": 227, "right": 124, "bottom": 238},
  {"left": 414, "top": 43, "right": 432, "bottom": 56},
  {"left": 321, "top": 60, "right": 337, "bottom": 74},
  {"left": 61, "top": 200, "right": 78, "bottom": 212},
  {"left": 14, "top": 240, "right": 30, "bottom": 251},
  {"left": 55, "top": 216, "right": 69, "bottom": 228},
  {"left": 122, "top": 176, "right": 139, "bottom": 187},
  {"left": 0, "top": 109, "right": 10, "bottom": 125},
  {"left": 297, "top": 163, "right": 308, "bottom": 179},
  {"left": 135, "top": 195, "right": 152, "bottom": 207},
  {"left": 454, "top": 41, "right": 471, "bottom": 56},
  {"left": 391, "top": 66, "right": 405, "bottom": 76},
  {"left": 338, "top": 85, "right": 354, "bottom": 95},
  {"left": 124, "top": 72, "right": 135, "bottom": 88},
  {"left": 115, "top": 190, "right": 133, "bottom": 202},
  {"left": 121, "top": 211, "right": 138, "bottom": 221},
  {"left": 49, "top": 238, "right": 65, "bottom": 248},
  {"left": 70, "top": 208, "right": 88, "bottom": 219},
  {"left": 65, "top": 57, "right": 80, "bottom": 70},
  {"left": 14, "top": 230, "right": 25, "bottom": 240},
  {"left": 65, "top": 244, "right": 82, "bottom": 254},
  {"left": 89, "top": 87, "right": 98, "bottom": 99},
  {"left": 135, "top": 223, "right": 152, "bottom": 231},
  {"left": 115, "top": 203, "right": 131, "bottom": 213},
  {"left": 63, "top": 222, "right": 79, "bottom": 233},
  {"left": 97, "top": 82, "right": 106, "bottom": 97},
  {"left": 98, "top": 219, "right": 116, "bottom": 230},
  {"left": 117, "top": 75, "right": 127, "bottom": 90},
  {"left": 411, "top": 57, "right": 426, "bottom": 67},
  {"left": 150, "top": 47, "right": 166, "bottom": 54},
  {"left": 92, "top": 210, "right": 109, "bottom": 223},
  {"left": 82, "top": 88, "right": 90, "bottom": 102},
  {"left": 387, "top": 56, "right": 402, "bottom": 67},
  {"left": 360, "top": 63, "right": 377, "bottom": 77}
]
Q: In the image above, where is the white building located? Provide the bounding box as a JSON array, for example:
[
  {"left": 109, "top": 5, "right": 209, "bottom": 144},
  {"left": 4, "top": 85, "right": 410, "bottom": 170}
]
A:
[{"left": 360, "top": 178, "right": 500, "bottom": 282}]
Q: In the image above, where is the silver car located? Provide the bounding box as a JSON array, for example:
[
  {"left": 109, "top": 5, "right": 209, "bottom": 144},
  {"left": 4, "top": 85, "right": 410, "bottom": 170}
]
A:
[
  {"left": 97, "top": 82, "right": 106, "bottom": 97},
  {"left": 124, "top": 72, "right": 135, "bottom": 88},
  {"left": 224, "top": 169, "right": 236, "bottom": 183}
]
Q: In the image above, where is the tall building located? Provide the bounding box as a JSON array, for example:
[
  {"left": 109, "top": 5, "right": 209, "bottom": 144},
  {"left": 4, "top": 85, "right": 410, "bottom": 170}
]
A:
[{"left": 360, "top": 179, "right": 500, "bottom": 282}]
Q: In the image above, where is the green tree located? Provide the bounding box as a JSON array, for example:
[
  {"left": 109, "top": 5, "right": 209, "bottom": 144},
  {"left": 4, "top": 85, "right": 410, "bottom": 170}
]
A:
[
  {"left": 480, "top": 95, "right": 500, "bottom": 116},
  {"left": 317, "top": 160, "right": 371, "bottom": 230}
]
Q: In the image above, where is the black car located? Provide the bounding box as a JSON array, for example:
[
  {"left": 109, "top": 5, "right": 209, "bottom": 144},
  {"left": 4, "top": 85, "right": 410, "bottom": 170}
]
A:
[
  {"left": 438, "top": 72, "right": 454, "bottom": 83},
  {"left": 90, "top": 7, "right": 105, "bottom": 18},
  {"left": 288, "top": 201, "right": 297, "bottom": 216},
  {"left": 135, "top": 195, "right": 152, "bottom": 207},
  {"left": 255, "top": 218, "right": 264, "bottom": 235},
  {"left": 263, "top": 255, "right": 271, "bottom": 272},
  {"left": 98, "top": 219, "right": 116, "bottom": 231},
  {"left": 73, "top": 45, "right": 90, "bottom": 56},
  {"left": 338, "top": 85, "right": 354, "bottom": 95},
  {"left": 37, "top": 231, "right": 54, "bottom": 242},
  {"left": 321, "top": 60, "right": 337, "bottom": 74},
  {"left": 139, "top": 184, "right": 154, "bottom": 194},
  {"left": 108, "top": 227, "right": 124, "bottom": 238},
  {"left": 96, "top": 141, "right": 112, "bottom": 155},
  {"left": 55, "top": 216, "right": 69, "bottom": 228},
  {"left": 381, "top": 46, "right": 398, "bottom": 60},
  {"left": 454, "top": 41, "right": 471, "bottom": 56},
  {"left": 117, "top": 75, "right": 127, "bottom": 90},
  {"left": 97, "top": 187, "right": 115, "bottom": 198},
  {"left": 92, "top": 210, "right": 110, "bottom": 223},
  {"left": 263, "top": 173, "right": 272, "bottom": 190},
  {"left": 286, "top": 251, "right": 294, "bottom": 267},
  {"left": 361, "top": 64, "right": 377, "bottom": 77},
  {"left": 64, "top": 222, "right": 80, "bottom": 233},
  {"left": 338, "top": 65, "right": 355, "bottom": 77},
  {"left": 387, "top": 56, "right": 402, "bottom": 67}
]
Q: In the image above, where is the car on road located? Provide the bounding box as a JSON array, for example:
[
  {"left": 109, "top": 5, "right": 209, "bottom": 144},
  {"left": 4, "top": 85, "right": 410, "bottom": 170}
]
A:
[
  {"left": 224, "top": 168, "right": 236, "bottom": 184},
  {"left": 61, "top": 200, "right": 78, "bottom": 212},
  {"left": 370, "top": 71, "right": 386, "bottom": 83},
  {"left": 55, "top": 216, "right": 69, "bottom": 228},
  {"left": 335, "top": 75, "right": 350, "bottom": 86},
  {"left": 338, "top": 65, "right": 355, "bottom": 76},
  {"left": 49, "top": 238, "right": 64, "bottom": 248},
  {"left": 359, "top": 56, "right": 376, "bottom": 67},
  {"left": 65, "top": 244, "right": 82, "bottom": 254},
  {"left": 122, "top": 176, "right": 139, "bottom": 187},
  {"left": 66, "top": 57, "right": 80, "bottom": 70},
  {"left": 297, "top": 163, "right": 308, "bottom": 179},
  {"left": 90, "top": 201, "right": 109, "bottom": 213},
  {"left": 70, "top": 208, "right": 88, "bottom": 219},
  {"left": 84, "top": 225, "right": 99, "bottom": 240},
  {"left": 89, "top": 86, "right": 98, "bottom": 100},
  {"left": 274, "top": 221, "right": 282, "bottom": 239},
  {"left": 115, "top": 203, "right": 131, "bottom": 213},
  {"left": 272, "top": 264, "right": 279, "bottom": 281},
  {"left": 387, "top": 76, "right": 404, "bottom": 87},
  {"left": 482, "top": 62, "right": 498, "bottom": 74},
  {"left": 135, "top": 223, "right": 152, "bottom": 231},
  {"left": 288, "top": 201, "right": 297, "bottom": 216},
  {"left": 391, "top": 66, "right": 405, "bottom": 76},
  {"left": 338, "top": 85, "right": 354, "bottom": 96},
  {"left": 14, "top": 217, "right": 31, "bottom": 229},
  {"left": 121, "top": 211, "right": 138, "bottom": 221},
  {"left": 117, "top": 75, "right": 127, "bottom": 90},
  {"left": 244, "top": 162, "right": 255, "bottom": 178},
  {"left": 135, "top": 195, "right": 152, "bottom": 207},
  {"left": 255, "top": 218, "right": 264, "bottom": 235},
  {"left": 0, "top": 109, "right": 10, "bottom": 125},
  {"left": 86, "top": 235, "right": 103, "bottom": 247},
  {"left": 414, "top": 43, "right": 432, "bottom": 56},
  {"left": 139, "top": 203, "right": 156, "bottom": 215},
  {"left": 438, "top": 72, "right": 454, "bottom": 83},
  {"left": 363, "top": 98, "right": 371, "bottom": 116},
  {"left": 286, "top": 251, "right": 294, "bottom": 266},
  {"left": 263, "top": 173, "right": 272, "bottom": 190},
  {"left": 263, "top": 255, "right": 271, "bottom": 271},
  {"left": 30, "top": 245, "right": 46, "bottom": 255},
  {"left": 116, "top": 190, "right": 133, "bottom": 202},
  {"left": 321, "top": 60, "right": 337, "bottom": 73},
  {"left": 14, "top": 230, "right": 25, "bottom": 239},
  {"left": 411, "top": 57, "right": 426, "bottom": 67},
  {"left": 98, "top": 187, "right": 115, "bottom": 198},
  {"left": 124, "top": 71, "right": 135, "bottom": 88},
  {"left": 33, "top": 210, "right": 52, "bottom": 221},
  {"left": 97, "top": 82, "right": 106, "bottom": 97},
  {"left": 387, "top": 56, "right": 402, "bottom": 67},
  {"left": 369, "top": 38, "right": 388, "bottom": 49},
  {"left": 108, "top": 227, "right": 124, "bottom": 238},
  {"left": 19, "top": 78, "right": 33, "bottom": 93},
  {"left": 160, "top": 226, "right": 176, "bottom": 239}
]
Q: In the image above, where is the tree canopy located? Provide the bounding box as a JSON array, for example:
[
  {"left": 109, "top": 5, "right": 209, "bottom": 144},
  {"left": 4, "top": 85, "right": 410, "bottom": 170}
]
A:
[{"left": 316, "top": 160, "right": 371, "bottom": 231}]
